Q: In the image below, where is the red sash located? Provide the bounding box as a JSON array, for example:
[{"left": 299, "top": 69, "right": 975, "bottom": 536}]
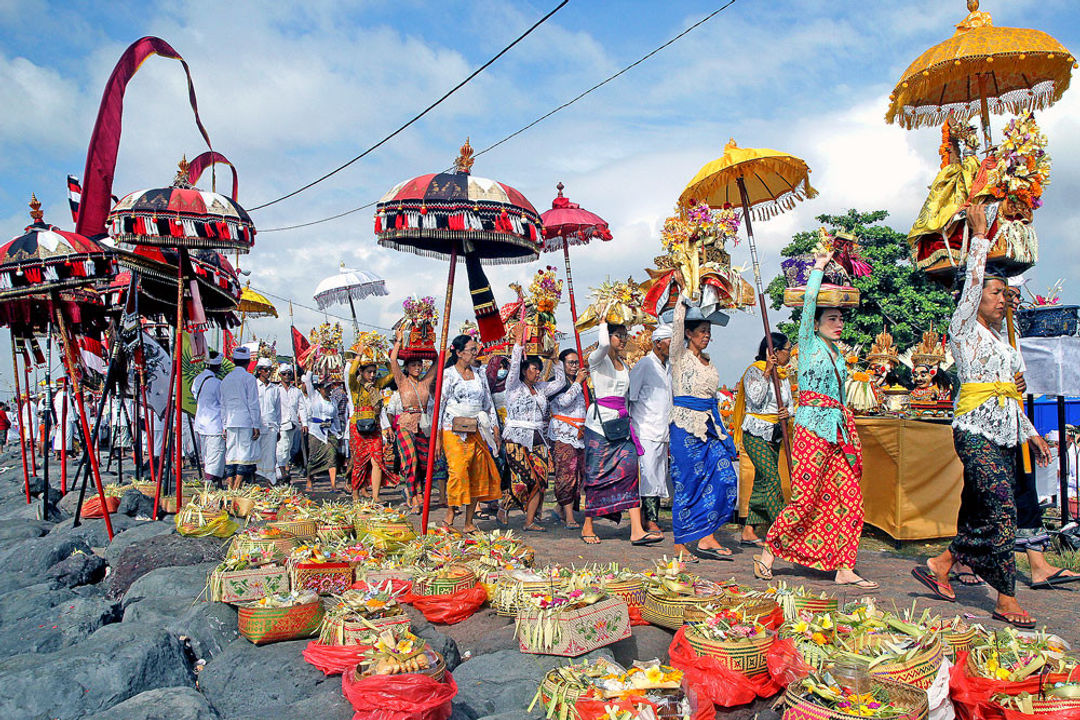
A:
[{"left": 798, "top": 390, "right": 862, "bottom": 476}]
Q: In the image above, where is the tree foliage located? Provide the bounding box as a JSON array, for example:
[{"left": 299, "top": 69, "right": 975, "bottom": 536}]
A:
[{"left": 765, "top": 209, "right": 955, "bottom": 352}]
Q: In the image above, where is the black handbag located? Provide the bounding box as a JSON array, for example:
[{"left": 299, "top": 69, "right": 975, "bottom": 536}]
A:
[
  {"left": 354, "top": 417, "right": 378, "bottom": 434},
  {"left": 601, "top": 416, "right": 632, "bottom": 443}
]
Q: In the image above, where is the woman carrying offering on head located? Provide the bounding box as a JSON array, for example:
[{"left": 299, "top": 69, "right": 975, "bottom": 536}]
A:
[
  {"left": 347, "top": 352, "right": 397, "bottom": 504},
  {"left": 755, "top": 244, "right": 878, "bottom": 590},
  {"left": 389, "top": 327, "right": 436, "bottom": 514}
]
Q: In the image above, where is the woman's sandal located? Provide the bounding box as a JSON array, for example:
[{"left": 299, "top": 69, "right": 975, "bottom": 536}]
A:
[
  {"left": 631, "top": 531, "right": 664, "bottom": 546},
  {"left": 581, "top": 534, "right": 601, "bottom": 545},
  {"left": 837, "top": 577, "right": 880, "bottom": 591},
  {"left": 752, "top": 555, "right": 773, "bottom": 580},
  {"left": 991, "top": 610, "right": 1036, "bottom": 629},
  {"left": 911, "top": 565, "right": 956, "bottom": 602}
]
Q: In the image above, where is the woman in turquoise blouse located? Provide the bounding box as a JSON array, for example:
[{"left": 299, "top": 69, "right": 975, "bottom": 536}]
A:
[{"left": 753, "top": 246, "right": 877, "bottom": 590}]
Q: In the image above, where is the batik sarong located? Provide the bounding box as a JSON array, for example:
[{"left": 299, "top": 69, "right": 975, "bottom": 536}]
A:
[
  {"left": 350, "top": 422, "right": 399, "bottom": 491},
  {"left": 583, "top": 427, "right": 640, "bottom": 518},
  {"left": 501, "top": 440, "right": 550, "bottom": 511},
  {"left": 744, "top": 433, "right": 784, "bottom": 528},
  {"left": 669, "top": 422, "right": 738, "bottom": 545},
  {"left": 553, "top": 440, "right": 583, "bottom": 508}
]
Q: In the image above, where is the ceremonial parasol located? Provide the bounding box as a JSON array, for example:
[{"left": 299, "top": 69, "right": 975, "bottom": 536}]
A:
[
  {"left": 540, "top": 182, "right": 612, "bottom": 403},
  {"left": 0, "top": 197, "right": 117, "bottom": 536},
  {"left": 374, "top": 139, "right": 542, "bottom": 533},
  {"left": 678, "top": 138, "right": 818, "bottom": 466},
  {"left": 885, "top": 0, "right": 1076, "bottom": 147},
  {"left": 313, "top": 262, "right": 388, "bottom": 333},
  {"left": 236, "top": 281, "right": 276, "bottom": 343}
]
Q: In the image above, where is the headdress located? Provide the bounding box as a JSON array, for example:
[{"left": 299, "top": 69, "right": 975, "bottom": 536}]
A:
[{"left": 865, "top": 329, "right": 899, "bottom": 367}]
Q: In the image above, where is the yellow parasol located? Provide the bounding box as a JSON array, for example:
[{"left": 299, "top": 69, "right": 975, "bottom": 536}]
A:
[
  {"left": 237, "top": 283, "right": 278, "bottom": 318},
  {"left": 678, "top": 137, "right": 818, "bottom": 469},
  {"left": 885, "top": 0, "right": 1076, "bottom": 146}
]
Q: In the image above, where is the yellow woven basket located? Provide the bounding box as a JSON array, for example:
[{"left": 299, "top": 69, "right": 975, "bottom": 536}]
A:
[{"left": 684, "top": 625, "right": 776, "bottom": 677}]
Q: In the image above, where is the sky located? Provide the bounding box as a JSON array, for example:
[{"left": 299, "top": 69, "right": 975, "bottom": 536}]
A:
[{"left": 1, "top": 0, "right": 1079, "bottom": 394}]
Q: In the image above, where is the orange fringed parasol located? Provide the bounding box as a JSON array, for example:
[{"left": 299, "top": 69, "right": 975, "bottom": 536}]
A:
[{"left": 885, "top": 0, "right": 1076, "bottom": 141}]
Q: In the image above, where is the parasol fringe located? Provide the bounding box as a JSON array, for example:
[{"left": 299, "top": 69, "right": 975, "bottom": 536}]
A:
[
  {"left": 679, "top": 155, "right": 818, "bottom": 211},
  {"left": 375, "top": 234, "right": 539, "bottom": 265},
  {"left": 313, "top": 283, "right": 388, "bottom": 310}
]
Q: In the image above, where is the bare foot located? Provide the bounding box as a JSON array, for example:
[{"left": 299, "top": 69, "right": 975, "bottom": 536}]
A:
[{"left": 742, "top": 527, "right": 760, "bottom": 543}]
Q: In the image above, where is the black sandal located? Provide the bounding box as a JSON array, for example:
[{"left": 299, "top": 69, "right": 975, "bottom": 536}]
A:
[{"left": 631, "top": 531, "right": 664, "bottom": 546}]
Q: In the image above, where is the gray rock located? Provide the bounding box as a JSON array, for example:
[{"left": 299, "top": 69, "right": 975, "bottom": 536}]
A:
[
  {"left": 0, "top": 497, "right": 65, "bottom": 521},
  {"left": 0, "top": 531, "right": 90, "bottom": 575},
  {"left": 0, "top": 518, "right": 52, "bottom": 541},
  {"left": 450, "top": 648, "right": 614, "bottom": 719},
  {"left": 0, "top": 622, "right": 194, "bottom": 720},
  {"left": 46, "top": 550, "right": 107, "bottom": 587},
  {"left": 607, "top": 624, "right": 675, "bottom": 668},
  {"left": 104, "top": 520, "right": 176, "bottom": 567},
  {"left": 57, "top": 488, "right": 83, "bottom": 516},
  {"left": 224, "top": 684, "right": 353, "bottom": 720},
  {"left": 124, "top": 595, "right": 238, "bottom": 661},
  {"left": 108, "top": 534, "right": 224, "bottom": 599},
  {"left": 408, "top": 612, "right": 462, "bottom": 671},
  {"left": 117, "top": 488, "right": 157, "bottom": 518},
  {"left": 123, "top": 562, "right": 218, "bottom": 608},
  {"left": 0, "top": 581, "right": 121, "bottom": 655},
  {"left": 50, "top": 513, "right": 137, "bottom": 548},
  {"left": 199, "top": 638, "right": 337, "bottom": 719},
  {"left": 84, "top": 687, "right": 219, "bottom": 720},
  {"left": 460, "top": 616, "right": 518, "bottom": 656}
]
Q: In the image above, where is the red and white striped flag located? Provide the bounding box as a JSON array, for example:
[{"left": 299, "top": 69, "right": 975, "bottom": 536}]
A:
[
  {"left": 67, "top": 175, "right": 82, "bottom": 224},
  {"left": 77, "top": 334, "right": 107, "bottom": 374}
]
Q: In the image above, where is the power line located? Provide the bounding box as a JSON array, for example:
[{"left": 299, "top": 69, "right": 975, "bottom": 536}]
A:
[
  {"left": 248, "top": 1, "right": 569, "bottom": 212},
  {"left": 252, "top": 287, "right": 393, "bottom": 331},
  {"left": 256, "top": 0, "right": 741, "bottom": 234}
]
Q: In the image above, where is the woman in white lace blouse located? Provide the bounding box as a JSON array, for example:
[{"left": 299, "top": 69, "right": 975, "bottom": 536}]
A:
[{"left": 913, "top": 202, "right": 1050, "bottom": 629}]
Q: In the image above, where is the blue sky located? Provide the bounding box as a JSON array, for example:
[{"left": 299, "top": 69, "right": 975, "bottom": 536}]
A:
[{"left": 1, "top": 0, "right": 1079, "bottom": 392}]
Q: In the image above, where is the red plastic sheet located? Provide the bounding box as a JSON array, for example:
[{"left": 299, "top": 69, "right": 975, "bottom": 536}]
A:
[
  {"left": 627, "top": 604, "right": 648, "bottom": 626},
  {"left": 81, "top": 496, "right": 120, "bottom": 518},
  {"left": 761, "top": 605, "right": 784, "bottom": 630},
  {"left": 342, "top": 668, "right": 457, "bottom": 720},
  {"left": 766, "top": 636, "right": 811, "bottom": 689},
  {"left": 950, "top": 651, "right": 1080, "bottom": 720},
  {"left": 668, "top": 626, "right": 787, "bottom": 708},
  {"left": 302, "top": 641, "right": 369, "bottom": 676},
  {"left": 400, "top": 585, "right": 487, "bottom": 625}
]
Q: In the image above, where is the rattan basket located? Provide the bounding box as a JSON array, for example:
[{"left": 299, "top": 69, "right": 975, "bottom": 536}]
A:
[
  {"left": 316, "top": 521, "right": 355, "bottom": 543},
  {"left": 319, "top": 612, "right": 410, "bottom": 646},
  {"left": 792, "top": 595, "right": 839, "bottom": 615},
  {"left": 270, "top": 518, "right": 317, "bottom": 540},
  {"left": 413, "top": 565, "right": 476, "bottom": 596},
  {"left": 641, "top": 587, "right": 724, "bottom": 630},
  {"left": 684, "top": 625, "right": 776, "bottom": 677},
  {"left": 492, "top": 575, "right": 567, "bottom": 617},
  {"left": 604, "top": 577, "right": 646, "bottom": 609},
  {"left": 852, "top": 635, "right": 943, "bottom": 690},
  {"left": 357, "top": 517, "right": 416, "bottom": 552},
  {"left": 782, "top": 676, "right": 928, "bottom": 720},
  {"left": 228, "top": 534, "right": 299, "bottom": 563},
  {"left": 942, "top": 626, "right": 979, "bottom": 660},
  {"left": 237, "top": 599, "right": 324, "bottom": 645},
  {"left": 208, "top": 564, "right": 289, "bottom": 603},
  {"left": 231, "top": 496, "right": 256, "bottom": 518},
  {"left": 289, "top": 561, "right": 354, "bottom": 596},
  {"left": 682, "top": 596, "right": 779, "bottom": 626}
]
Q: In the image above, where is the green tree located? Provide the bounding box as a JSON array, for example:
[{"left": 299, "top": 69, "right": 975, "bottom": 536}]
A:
[{"left": 765, "top": 209, "right": 954, "bottom": 351}]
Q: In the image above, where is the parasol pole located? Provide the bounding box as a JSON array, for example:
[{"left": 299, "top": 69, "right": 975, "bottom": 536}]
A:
[
  {"left": 52, "top": 295, "right": 113, "bottom": 539},
  {"left": 562, "top": 243, "right": 590, "bottom": 406},
  {"left": 737, "top": 175, "right": 793, "bottom": 469},
  {"left": 23, "top": 348, "right": 36, "bottom": 475},
  {"left": 1004, "top": 303, "right": 1034, "bottom": 474},
  {"left": 420, "top": 243, "right": 458, "bottom": 535},
  {"left": 174, "top": 250, "right": 187, "bottom": 510},
  {"left": 11, "top": 334, "right": 30, "bottom": 503},
  {"left": 975, "top": 73, "right": 994, "bottom": 154},
  {"left": 42, "top": 323, "right": 53, "bottom": 520},
  {"left": 347, "top": 293, "right": 361, "bottom": 336},
  {"left": 60, "top": 384, "right": 68, "bottom": 494}
]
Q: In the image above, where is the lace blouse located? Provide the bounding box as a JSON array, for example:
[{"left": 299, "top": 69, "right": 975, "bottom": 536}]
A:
[
  {"left": 741, "top": 364, "right": 794, "bottom": 441},
  {"left": 502, "top": 344, "right": 549, "bottom": 449},
  {"left": 543, "top": 363, "right": 586, "bottom": 449},
  {"left": 670, "top": 301, "right": 723, "bottom": 442},
  {"left": 949, "top": 234, "right": 1037, "bottom": 447},
  {"left": 794, "top": 268, "right": 849, "bottom": 442},
  {"left": 439, "top": 365, "right": 496, "bottom": 440},
  {"left": 585, "top": 323, "right": 630, "bottom": 435}
]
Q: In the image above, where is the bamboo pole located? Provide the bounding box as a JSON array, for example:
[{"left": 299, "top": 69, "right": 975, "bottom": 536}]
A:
[
  {"left": 175, "top": 250, "right": 187, "bottom": 509},
  {"left": 60, "top": 384, "right": 69, "bottom": 494},
  {"left": 23, "top": 349, "right": 36, "bottom": 475},
  {"left": 420, "top": 244, "right": 458, "bottom": 535},
  {"left": 12, "top": 333, "right": 30, "bottom": 503},
  {"left": 41, "top": 324, "right": 53, "bottom": 519},
  {"left": 562, "top": 243, "right": 591, "bottom": 406}
]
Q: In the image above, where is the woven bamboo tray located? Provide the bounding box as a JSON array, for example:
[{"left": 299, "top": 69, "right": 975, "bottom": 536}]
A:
[
  {"left": 320, "top": 612, "right": 410, "bottom": 646},
  {"left": 289, "top": 561, "right": 354, "bottom": 596},
  {"left": 269, "top": 518, "right": 317, "bottom": 540},
  {"left": 350, "top": 648, "right": 446, "bottom": 683},
  {"left": 604, "top": 577, "right": 646, "bottom": 609},
  {"left": 237, "top": 600, "right": 324, "bottom": 645},
  {"left": 641, "top": 588, "right": 724, "bottom": 630},
  {"left": 209, "top": 564, "right": 289, "bottom": 604},
  {"left": 413, "top": 566, "right": 476, "bottom": 596},
  {"left": 316, "top": 521, "right": 355, "bottom": 543},
  {"left": 229, "top": 535, "right": 299, "bottom": 563},
  {"left": 492, "top": 576, "right": 567, "bottom": 617},
  {"left": 782, "top": 676, "right": 928, "bottom": 720},
  {"left": 684, "top": 625, "right": 776, "bottom": 678},
  {"left": 852, "top": 635, "right": 943, "bottom": 690}
]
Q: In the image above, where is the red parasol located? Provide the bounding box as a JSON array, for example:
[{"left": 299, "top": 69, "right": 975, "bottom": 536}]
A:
[
  {"left": 540, "top": 182, "right": 612, "bottom": 404},
  {"left": 374, "top": 139, "right": 541, "bottom": 533}
]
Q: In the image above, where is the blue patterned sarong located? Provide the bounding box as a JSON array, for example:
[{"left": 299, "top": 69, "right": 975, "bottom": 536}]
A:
[{"left": 670, "top": 397, "right": 738, "bottom": 544}]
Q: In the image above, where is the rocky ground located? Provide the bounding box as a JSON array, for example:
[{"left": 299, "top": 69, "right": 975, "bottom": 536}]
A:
[{"left": 0, "top": 448, "right": 1076, "bottom": 720}]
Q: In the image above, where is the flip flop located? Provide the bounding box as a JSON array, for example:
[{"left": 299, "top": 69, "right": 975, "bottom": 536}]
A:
[
  {"left": 992, "top": 610, "right": 1036, "bottom": 629},
  {"left": 949, "top": 571, "right": 985, "bottom": 587},
  {"left": 752, "top": 556, "right": 773, "bottom": 580},
  {"left": 631, "top": 532, "right": 664, "bottom": 546},
  {"left": 740, "top": 539, "right": 764, "bottom": 547},
  {"left": 523, "top": 524, "right": 548, "bottom": 533},
  {"left": 911, "top": 565, "right": 956, "bottom": 602},
  {"left": 581, "top": 534, "right": 601, "bottom": 545},
  {"left": 837, "top": 577, "right": 880, "bottom": 591},
  {"left": 564, "top": 522, "right": 581, "bottom": 530},
  {"left": 694, "top": 547, "right": 734, "bottom": 562},
  {"left": 1031, "top": 569, "right": 1080, "bottom": 589}
]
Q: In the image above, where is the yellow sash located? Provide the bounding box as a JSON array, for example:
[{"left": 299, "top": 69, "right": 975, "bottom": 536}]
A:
[
  {"left": 954, "top": 381, "right": 1022, "bottom": 417},
  {"left": 732, "top": 361, "right": 788, "bottom": 449}
]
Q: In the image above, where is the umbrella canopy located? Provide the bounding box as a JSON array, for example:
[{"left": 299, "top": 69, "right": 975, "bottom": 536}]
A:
[
  {"left": 540, "top": 182, "right": 612, "bottom": 251},
  {"left": 375, "top": 139, "right": 541, "bottom": 265},
  {"left": 313, "top": 262, "right": 388, "bottom": 310},
  {"left": 238, "top": 283, "right": 278, "bottom": 318},
  {"left": 115, "top": 245, "right": 241, "bottom": 315},
  {"left": 885, "top": 0, "right": 1076, "bottom": 130},
  {"left": 677, "top": 139, "right": 817, "bottom": 220},
  {"left": 108, "top": 157, "right": 256, "bottom": 253},
  {"left": 0, "top": 196, "right": 116, "bottom": 301}
]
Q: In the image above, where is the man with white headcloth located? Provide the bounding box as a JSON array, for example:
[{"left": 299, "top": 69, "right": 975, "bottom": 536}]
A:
[
  {"left": 628, "top": 324, "right": 673, "bottom": 535},
  {"left": 220, "top": 346, "right": 262, "bottom": 490},
  {"left": 193, "top": 351, "right": 226, "bottom": 485},
  {"left": 276, "top": 364, "right": 306, "bottom": 482},
  {"left": 253, "top": 358, "right": 282, "bottom": 484}
]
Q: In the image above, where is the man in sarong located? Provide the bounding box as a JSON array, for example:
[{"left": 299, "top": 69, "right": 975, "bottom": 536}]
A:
[
  {"left": 193, "top": 352, "right": 226, "bottom": 485},
  {"left": 254, "top": 358, "right": 282, "bottom": 484}
]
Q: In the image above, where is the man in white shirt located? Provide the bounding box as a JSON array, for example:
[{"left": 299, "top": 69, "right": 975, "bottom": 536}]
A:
[
  {"left": 254, "top": 358, "right": 282, "bottom": 484},
  {"left": 276, "top": 365, "right": 306, "bottom": 482},
  {"left": 51, "top": 382, "right": 76, "bottom": 461},
  {"left": 219, "top": 347, "right": 262, "bottom": 490},
  {"left": 192, "top": 352, "right": 226, "bottom": 485},
  {"left": 628, "top": 325, "right": 673, "bottom": 534}
]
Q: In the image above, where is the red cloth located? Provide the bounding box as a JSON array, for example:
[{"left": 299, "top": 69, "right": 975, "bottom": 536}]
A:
[
  {"left": 667, "top": 626, "right": 785, "bottom": 709},
  {"left": 342, "top": 668, "right": 457, "bottom": 720},
  {"left": 350, "top": 424, "right": 399, "bottom": 491},
  {"left": 0, "top": 409, "right": 10, "bottom": 433},
  {"left": 399, "top": 585, "right": 486, "bottom": 625},
  {"left": 81, "top": 496, "right": 120, "bottom": 518},
  {"left": 303, "top": 642, "right": 369, "bottom": 676}
]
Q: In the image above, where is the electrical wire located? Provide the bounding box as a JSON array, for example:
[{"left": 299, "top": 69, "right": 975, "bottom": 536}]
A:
[
  {"left": 248, "top": 0, "right": 569, "bottom": 211},
  {"left": 257, "top": 0, "right": 741, "bottom": 233},
  {"left": 251, "top": 287, "right": 394, "bottom": 331}
]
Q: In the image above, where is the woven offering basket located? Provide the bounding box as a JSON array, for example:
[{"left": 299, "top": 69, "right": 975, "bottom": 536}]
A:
[
  {"left": 356, "top": 568, "right": 414, "bottom": 586},
  {"left": 317, "top": 521, "right": 355, "bottom": 543},
  {"left": 683, "top": 596, "right": 779, "bottom": 626},
  {"left": 684, "top": 625, "right": 776, "bottom": 678},
  {"left": 413, "top": 566, "right": 476, "bottom": 597},
  {"left": 209, "top": 564, "right": 289, "bottom": 604},
  {"left": 642, "top": 588, "right": 724, "bottom": 630},
  {"left": 270, "top": 518, "right": 317, "bottom": 540},
  {"left": 604, "top": 577, "right": 646, "bottom": 609},
  {"left": 792, "top": 595, "right": 839, "bottom": 615},
  {"left": 229, "top": 534, "right": 299, "bottom": 563},
  {"left": 231, "top": 496, "right": 256, "bottom": 518},
  {"left": 290, "top": 561, "right": 354, "bottom": 595},
  {"left": 351, "top": 648, "right": 446, "bottom": 683},
  {"left": 851, "top": 635, "right": 943, "bottom": 691},
  {"left": 538, "top": 671, "right": 590, "bottom": 717},
  {"left": 357, "top": 517, "right": 416, "bottom": 552},
  {"left": 782, "top": 676, "right": 928, "bottom": 720},
  {"left": 989, "top": 695, "right": 1080, "bottom": 717},
  {"left": 783, "top": 285, "right": 860, "bottom": 309},
  {"left": 942, "top": 626, "right": 979, "bottom": 660},
  {"left": 238, "top": 599, "right": 324, "bottom": 645},
  {"left": 320, "top": 612, "right": 410, "bottom": 646},
  {"left": 493, "top": 576, "right": 567, "bottom": 617}
]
